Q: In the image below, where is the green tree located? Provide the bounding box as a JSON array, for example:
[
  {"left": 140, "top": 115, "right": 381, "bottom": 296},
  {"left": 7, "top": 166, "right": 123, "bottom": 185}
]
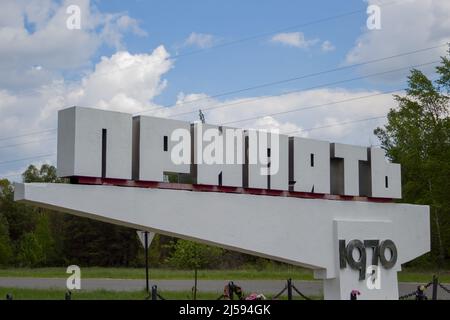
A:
[
  {"left": 35, "top": 212, "right": 57, "bottom": 265},
  {"left": 22, "top": 164, "right": 64, "bottom": 183},
  {"left": 62, "top": 215, "right": 140, "bottom": 267},
  {"left": 168, "top": 240, "right": 223, "bottom": 269},
  {"left": 0, "top": 179, "right": 37, "bottom": 243},
  {"left": 0, "top": 212, "right": 13, "bottom": 266},
  {"left": 2, "top": 164, "right": 143, "bottom": 267},
  {"left": 375, "top": 54, "right": 450, "bottom": 266},
  {"left": 21, "top": 164, "right": 63, "bottom": 266},
  {"left": 17, "top": 232, "right": 45, "bottom": 267},
  {"left": 168, "top": 239, "right": 223, "bottom": 299}
]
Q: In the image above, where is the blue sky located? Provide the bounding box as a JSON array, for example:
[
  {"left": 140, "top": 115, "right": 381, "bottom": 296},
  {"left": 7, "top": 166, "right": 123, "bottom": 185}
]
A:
[
  {"left": 0, "top": 0, "right": 449, "bottom": 180},
  {"left": 93, "top": 0, "right": 376, "bottom": 104}
]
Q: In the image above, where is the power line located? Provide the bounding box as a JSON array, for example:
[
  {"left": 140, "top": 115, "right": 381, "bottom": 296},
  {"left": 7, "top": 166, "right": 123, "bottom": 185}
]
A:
[
  {"left": 134, "top": 43, "right": 447, "bottom": 117},
  {"left": 222, "top": 70, "right": 435, "bottom": 131},
  {"left": 0, "top": 88, "right": 401, "bottom": 153},
  {"left": 0, "top": 59, "right": 437, "bottom": 146},
  {"left": 1, "top": 43, "right": 445, "bottom": 143},
  {"left": 0, "top": 137, "right": 56, "bottom": 150},
  {"left": 0, "top": 116, "right": 387, "bottom": 170},
  {"left": 15, "top": 40, "right": 446, "bottom": 113},
  {"left": 0, "top": 128, "right": 56, "bottom": 142},
  {"left": 1, "top": 0, "right": 405, "bottom": 76},
  {"left": 0, "top": 4, "right": 365, "bottom": 75},
  {"left": 183, "top": 44, "right": 446, "bottom": 102},
  {"left": 0, "top": 0, "right": 406, "bottom": 100},
  {"left": 20, "top": 0, "right": 401, "bottom": 81},
  {"left": 166, "top": 60, "right": 440, "bottom": 119},
  {"left": 221, "top": 88, "right": 402, "bottom": 126},
  {"left": 1, "top": 173, "right": 23, "bottom": 179},
  {"left": 170, "top": 0, "right": 401, "bottom": 59},
  {"left": 2, "top": 41, "right": 445, "bottom": 143},
  {"left": 284, "top": 115, "right": 387, "bottom": 136},
  {"left": 0, "top": 153, "right": 56, "bottom": 166},
  {"left": 0, "top": 100, "right": 402, "bottom": 169}
]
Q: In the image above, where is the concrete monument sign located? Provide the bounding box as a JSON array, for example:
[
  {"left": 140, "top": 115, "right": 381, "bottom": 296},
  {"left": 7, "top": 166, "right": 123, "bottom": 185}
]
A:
[{"left": 15, "top": 106, "right": 429, "bottom": 300}]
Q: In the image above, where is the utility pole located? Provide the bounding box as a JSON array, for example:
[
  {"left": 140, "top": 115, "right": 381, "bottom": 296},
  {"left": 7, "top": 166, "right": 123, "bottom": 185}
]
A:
[
  {"left": 199, "top": 109, "right": 205, "bottom": 124},
  {"left": 136, "top": 231, "right": 154, "bottom": 294},
  {"left": 144, "top": 231, "right": 149, "bottom": 293}
]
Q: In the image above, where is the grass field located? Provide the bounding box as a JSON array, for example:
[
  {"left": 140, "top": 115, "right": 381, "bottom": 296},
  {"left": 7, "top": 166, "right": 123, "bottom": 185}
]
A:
[
  {"left": 0, "top": 267, "right": 448, "bottom": 283},
  {"left": 0, "top": 267, "right": 314, "bottom": 280},
  {"left": 397, "top": 270, "right": 450, "bottom": 283},
  {"left": 0, "top": 287, "right": 318, "bottom": 300}
]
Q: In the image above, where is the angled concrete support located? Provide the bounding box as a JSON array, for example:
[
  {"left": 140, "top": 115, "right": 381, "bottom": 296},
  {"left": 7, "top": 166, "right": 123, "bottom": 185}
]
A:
[{"left": 14, "top": 182, "right": 429, "bottom": 300}]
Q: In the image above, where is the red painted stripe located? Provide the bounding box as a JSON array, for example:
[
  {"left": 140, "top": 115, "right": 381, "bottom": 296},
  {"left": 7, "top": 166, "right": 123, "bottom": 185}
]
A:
[{"left": 71, "top": 176, "right": 394, "bottom": 203}]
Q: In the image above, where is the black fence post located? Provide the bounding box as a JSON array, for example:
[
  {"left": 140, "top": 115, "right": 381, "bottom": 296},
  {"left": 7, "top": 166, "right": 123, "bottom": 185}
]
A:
[
  {"left": 287, "top": 279, "right": 293, "bottom": 301},
  {"left": 432, "top": 275, "right": 438, "bottom": 300},
  {"left": 228, "top": 281, "right": 234, "bottom": 300},
  {"left": 194, "top": 268, "right": 198, "bottom": 301},
  {"left": 151, "top": 285, "right": 158, "bottom": 300}
]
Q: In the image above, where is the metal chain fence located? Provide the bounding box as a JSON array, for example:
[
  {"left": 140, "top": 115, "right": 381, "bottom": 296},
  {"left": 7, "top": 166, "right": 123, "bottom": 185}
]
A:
[
  {"left": 144, "top": 277, "right": 448, "bottom": 301},
  {"left": 439, "top": 283, "right": 450, "bottom": 295},
  {"left": 399, "top": 281, "right": 433, "bottom": 300},
  {"left": 271, "top": 285, "right": 287, "bottom": 300},
  {"left": 398, "top": 275, "right": 450, "bottom": 300}
]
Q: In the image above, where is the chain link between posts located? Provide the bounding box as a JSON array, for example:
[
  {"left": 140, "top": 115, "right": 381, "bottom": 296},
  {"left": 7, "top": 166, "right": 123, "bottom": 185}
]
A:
[
  {"left": 292, "top": 285, "right": 312, "bottom": 300},
  {"left": 439, "top": 283, "right": 450, "bottom": 294},
  {"left": 399, "top": 281, "right": 433, "bottom": 300},
  {"left": 271, "top": 285, "right": 287, "bottom": 300}
]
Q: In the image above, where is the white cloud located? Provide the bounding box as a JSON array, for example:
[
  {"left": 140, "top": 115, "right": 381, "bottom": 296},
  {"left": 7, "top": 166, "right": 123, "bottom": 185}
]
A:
[
  {"left": 116, "top": 15, "right": 147, "bottom": 36},
  {"left": 345, "top": 0, "right": 450, "bottom": 81},
  {"left": 159, "top": 88, "right": 395, "bottom": 146},
  {"left": 321, "top": 40, "right": 335, "bottom": 52},
  {"left": 184, "top": 32, "right": 215, "bottom": 49},
  {"left": 100, "top": 13, "right": 147, "bottom": 50},
  {"left": 0, "top": 0, "right": 146, "bottom": 91},
  {"left": 69, "top": 46, "right": 173, "bottom": 114},
  {"left": 0, "top": 45, "right": 173, "bottom": 134},
  {"left": 271, "top": 32, "right": 319, "bottom": 49}
]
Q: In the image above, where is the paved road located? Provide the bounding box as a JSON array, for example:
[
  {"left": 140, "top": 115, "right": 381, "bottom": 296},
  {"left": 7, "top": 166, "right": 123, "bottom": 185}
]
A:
[{"left": 1, "top": 277, "right": 449, "bottom": 299}]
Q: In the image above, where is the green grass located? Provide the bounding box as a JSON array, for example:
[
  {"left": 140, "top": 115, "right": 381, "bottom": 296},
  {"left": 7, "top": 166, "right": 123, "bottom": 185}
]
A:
[
  {"left": 397, "top": 270, "right": 450, "bottom": 283},
  {"left": 0, "top": 287, "right": 318, "bottom": 300},
  {"left": 0, "top": 267, "right": 315, "bottom": 281},
  {"left": 0, "top": 267, "right": 448, "bottom": 283}
]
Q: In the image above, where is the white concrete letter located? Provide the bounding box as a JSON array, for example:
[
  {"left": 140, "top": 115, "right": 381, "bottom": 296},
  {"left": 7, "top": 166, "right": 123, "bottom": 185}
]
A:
[
  {"left": 194, "top": 123, "right": 244, "bottom": 187},
  {"left": 291, "top": 137, "right": 330, "bottom": 194},
  {"left": 246, "top": 130, "right": 288, "bottom": 190},
  {"left": 57, "top": 107, "right": 132, "bottom": 179},
  {"left": 133, "top": 116, "right": 191, "bottom": 182},
  {"left": 330, "top": 143, "right": 368, "bottom": 196},
  {"left": 369, "top": 148, "right": 401, "bottom": 199}
]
